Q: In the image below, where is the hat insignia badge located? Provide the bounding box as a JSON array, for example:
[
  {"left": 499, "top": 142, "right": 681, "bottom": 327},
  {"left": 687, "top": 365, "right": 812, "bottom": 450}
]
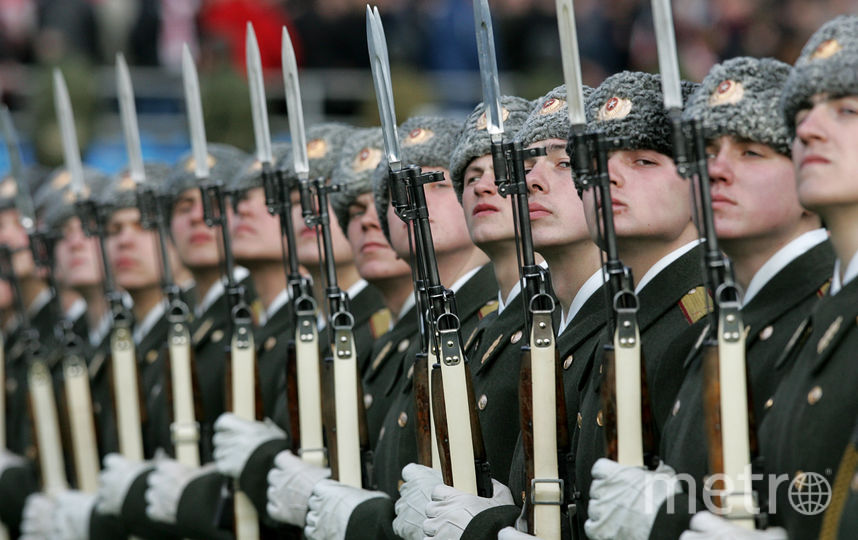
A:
[
  {"left": 539, "top": 98, "right": 566, "bottom": 115},
  {"left": 307, "top": 138, "right": 327, "bottom": 159},
  {"left": 403, "top": 127, "right": 434, "bottom": 145},
  {"left": 598, "top": 96, "right": 632, "bottom": 121},
  {"left": 709, "top": 79, "right": 744, "bottom": 106},
  {"left": 812, "top": 39, "right": 842, "bottom": 60}
]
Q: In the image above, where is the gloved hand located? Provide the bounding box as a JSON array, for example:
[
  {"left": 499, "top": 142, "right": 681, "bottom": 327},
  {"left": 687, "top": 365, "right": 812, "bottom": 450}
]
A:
[
  {"left": 52, "top": 490, "right": 97, "bottom": 540},
  {"left": 423, "top": 479, "right": 515, "bottom": 539},
  {"left": 213, "top": 412, "right": 287, "bottom": 478},
  {"left": 20, "top": 492, "right": 56, "bottom": 540},
  {"left": 0, "top": 449, "right": 25, "bottom": 476},
  {"left": 304, "top": 478, "right": 388, "bottom": 540},
  {"left": 679, "top": 512, "right": 787, "bottom": 539},
  {"left": 498, "top": 527, "right": 539, "bottom": 539},
  {"left": 266, "top": 450, "right": 330, "bottom": 526},
  {"left": 96, "top": 453, "right": 152, "bottom": 515},
  {"left": 146, "top": 458, "right": 217, "bottom": 524},
  {"left": 393, "top": 464, "right": 444, "bottom": 540},
  {"left": 585, "top": 458, "right": 682, "bottom": 540}
]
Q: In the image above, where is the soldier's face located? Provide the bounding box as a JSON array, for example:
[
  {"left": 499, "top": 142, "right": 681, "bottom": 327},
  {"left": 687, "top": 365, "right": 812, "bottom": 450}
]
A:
[
  {"left": 461, "top": 154, "right": 515, "bottom": 248},
  {"left": 524, "top": 139, "right": 591, "bottom": 251},
  {"left": 793, "top": 94, "right": 858, "bottom": 214},
  {"left": 54, "top": 216, "right": 103, "bottom": 290},
  {"left": 706, "top": 135, "right": 804, "bottom": 245},
  {"left": 346, "top": 192, "right": 409, "bottom": 282},
  {"left": 0, "top": 208, "right": 36, "bottom": 280},
  {"left": 105, "top": 208, "right": 160, "bottom": 292},
  {"left": 170, "top": 188, "right": 220, "bottom": 270},
  {"left": 289, "top": 186, "right": 355, "bottom": 268},
  {"left": 582, "top": 149, "right": 694, "bottom": 248},
  {"left": 231, "top": 187, "right": 282, "bottom": 263}
]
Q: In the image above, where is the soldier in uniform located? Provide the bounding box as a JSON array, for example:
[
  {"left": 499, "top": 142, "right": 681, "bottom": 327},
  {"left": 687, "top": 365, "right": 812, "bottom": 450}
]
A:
[
  {"left": 680, "top": 15, "right": 858, "bottom": 539},
  {"left": 583, "top": 57, "right": 835, "bottom": 540}
]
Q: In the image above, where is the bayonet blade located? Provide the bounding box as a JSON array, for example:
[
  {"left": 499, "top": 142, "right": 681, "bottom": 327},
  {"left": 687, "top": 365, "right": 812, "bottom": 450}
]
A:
[
  {"left": 555, "top": 0, "right": 587, "bottom": 126},
  {"left": 366, "top": 6, "right": 401, "bottom": 171},
  {"left": 116, "top": 53, "right": 146, "bottom": 183},
  {"left": 247, "top": 23, "right": 273, "bottom": 165},
  {"left": 53, "top": 69, "right": 86, "bottom": 196},
  {"left": 0, "top": 106, "right": 35, "bottom": 230},
  {"left": 181, "top": 44, "right": 209, "bottom": 180},
  {"left": 651, "top": 0, "right": 683, "bottom": 110},
  {"left": 281, "top": 25, "right": 308, "bottom": 179},
  {"left": 473, "top": 0, "right": 503, "bottom": 141}
]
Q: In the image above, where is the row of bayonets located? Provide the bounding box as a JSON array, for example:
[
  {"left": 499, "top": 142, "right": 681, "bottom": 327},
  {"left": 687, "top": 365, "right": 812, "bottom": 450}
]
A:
[{"left": 0, "top": 0, "right": 757, "bottom": 537}]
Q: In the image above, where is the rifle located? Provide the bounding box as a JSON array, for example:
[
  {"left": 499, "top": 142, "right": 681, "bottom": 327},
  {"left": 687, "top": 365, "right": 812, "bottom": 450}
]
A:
[
  {"left": 649, "top": 0, "right": 757, "bottom": 526},
  {"left": 367, "top": 6, "right": 491, "bottom": 498},
  {"left": 181, "top": 43, "right": 260, "bottom": 540},
  {"left": 116, "top": 53, "right": 201, "bottom": 469},
  {"left": 272, "top": 25, "right": 326, "bottom": 469}
]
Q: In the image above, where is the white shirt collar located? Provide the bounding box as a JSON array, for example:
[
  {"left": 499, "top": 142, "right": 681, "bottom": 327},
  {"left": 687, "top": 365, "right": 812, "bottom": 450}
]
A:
[
  {"left": 450, "top": 265, "right": 483, "bottom": 293},
  {"left": 27, "top": 288, "right": 52, "bottom": 318},
  {"left": 317, "top": 278, "right": 370, "bottom": 332},
  {"left": 558, "top": 269, "right": 605, "bottom": 335},
  {"left": 497, "top": 261, "right": 549, "bottom": 316},
  {"left": 65, "top": 298, "right": 87, "bottom": 323},
  {"left": 133, "top": 300, "right": 167, "bottom": 345},
  {"left": 194, "top": 266, "right": 250, "bottom": 318},
  {"left": 635, "top": 239, "right": 701, "bottom": 294},
  {"left": 260, "top": 288, "right": 292, "bottom": 326},
  {"left": 397, "top": 293, "right": 416, "bottom": 323},
  {"left": 743, "top": 228, "right": 828, "bottom": 304},
  {"left": 89, "top": 312, "right": 112, "bottom": 347},
  {"left": 831, "top": 249, "right": 858, "bottom": 296}
]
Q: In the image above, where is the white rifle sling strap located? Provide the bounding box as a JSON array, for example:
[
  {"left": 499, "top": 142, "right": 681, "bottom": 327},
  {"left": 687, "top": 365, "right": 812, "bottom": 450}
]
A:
[
  {"left": 333, "top": 327, "right": 362, "bottom": 487},
  {"left": 231, "top": 320, "right": 260, "bottom": 540},
  {"left": 427, "top": 345, "right": 441, "bottom": 471},
  {"left": 295, "top": 312, "right": 325, "bottom": 467},
  {"left": 529, "top": 311, "right": 561, "bottom": 539},
  {"left": 717, "top": 303, "right": 755, "bottom": 529},
  {"left": 613, "top": 308, "right": 644, "bottom": 467},
  {"left": 111, "top": 324, "right": 144, "bottom": 461},
  {"left": 28, "top": 359, "right": 68, "bottom": 493},
  {"left": 437, "top": 326, "right": 477, "bottom": 495},
  {"left": 169, "top": 319, "right": 200, "bottom": 467},
  {"left": 63, "top": 353, "right": 100, "bottom": 492}
]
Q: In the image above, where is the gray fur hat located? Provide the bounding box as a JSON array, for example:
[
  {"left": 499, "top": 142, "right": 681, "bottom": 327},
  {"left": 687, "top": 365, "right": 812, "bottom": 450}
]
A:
[
  {"left": 516, "top": 84, "right": 594, "bottom": 147},
  {"left": 449, "top": 96, "right": 532, "bottom": 200},
  {"left": 33, "top": 166, "right": 109, "bottom": 230},
  {"left": 398, "top": 116, "right": 462, "bottom": 171},
  {"left": 230, "top": 142, "right": 293, "bottom": 193},
  {"left": 0, "top": 166, "right": 48, "bottom": 213},
  {"left": 586, "top": 71, "right": 698, "bottom": 156},
  {"left": 165, "top": 143, "right": 248, "bottom": 197},
  {"left": 330, "top": 127, "right": 384, "bottom": 233},
  {"left": 101, "top": 163, "right": 171, "bottom": 212},
  {"left": 277, "top": 123, "right": 355, "bottom": 181},
  {"left": 781, "top": 15, "right": 858, "bottom": 136},
  {"left": 684, "top": 57, "right": 792, "bottom": 156}
]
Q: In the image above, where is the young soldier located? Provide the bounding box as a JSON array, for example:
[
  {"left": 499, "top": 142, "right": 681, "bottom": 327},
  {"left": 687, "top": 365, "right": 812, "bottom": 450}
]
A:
[
  {"left": 584, "top": 58, "right": 834, "bottom": 540},
  {"left": 681, "top": 15, "right": 858, "bottom": 539}
]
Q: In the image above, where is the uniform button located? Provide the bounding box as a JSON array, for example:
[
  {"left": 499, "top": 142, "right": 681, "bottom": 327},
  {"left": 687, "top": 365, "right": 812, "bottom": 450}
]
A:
[
  {"left": 264, "top": 336, "right": 277, "bottom": 351},
  {"left": 406, "top": 365, "right": 414, "bottom": 379},
  {"left": 364, "top": 393, "right": 373, "bottom": 409},
  {"left": 599, "top": 364, "right": 603, "bottom": 375},
  {"left": 478, "top": 394, "right": 488, "bottom": 410},
  {"left": 577, "top": 412, "right": 582, "bottom": 429},
  {"left": 764, "top": 397, "right": 774, "bottom": 410},
  {"left": 378, "top": 426, "right": 386, "bottom": 440},
  {"left": 398, "top": 411, "right": 408, "bottom": 427},
  {"left": 672, "top": 400, "right": 681, "bottom": 416},
  {"left": 146, "top": 349, "right": 159, "bottom": 364},
  {"left": 510, "top": 330, "right": 523, "bottom": 344},
  {"left": 398, "top": 339, "right": 411, "bottom": 353},
  {"left": 687, "top": 288, "right": 697, "bottom": 295},
  {"left": 596, "top": 410, "right": 604, "bottom": 427},
  {"left": 212, "top": 329, "right": 224, "bottom": 343},
  {"left": 563, "top": 355, "right": 573, "bottom": 370},
  {"left": 807, "top": 386, "right": 823, "bottom": 405},
  {"left": 759, "top": 325, "right": 774, "bottom": 341}
]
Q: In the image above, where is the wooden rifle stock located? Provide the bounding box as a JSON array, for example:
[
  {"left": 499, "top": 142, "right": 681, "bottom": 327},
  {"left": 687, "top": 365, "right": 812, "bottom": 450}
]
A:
[
  {"left": 320, "top": 357, "right": 338, "bottom": 479},
  {"left": 284, "top": 340, "right": 301, "bottom": 452},
  {"left": 413, "top": 352, "right": 433, "bottom": 466}
]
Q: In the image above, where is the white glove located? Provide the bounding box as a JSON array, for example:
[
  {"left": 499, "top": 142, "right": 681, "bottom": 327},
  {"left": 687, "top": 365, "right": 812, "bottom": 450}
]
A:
[
  {"left": 0, "top": 449, "right": 26, "bottom": 476},
  {"left": 145, "top": 459, "right": 218, "bottom": 524},
  {"left": 679, "top": 512, "right": 787, "bottom": 539},
  {"left": 20, "top": 493, "right": 57, "bottom": 540},
  {"left": 423, "top": 479, "right": 515, "bottom": 539},
  {"left": 213, "top": 413, "right": 287, "bottom": 478},
  {"left": 266, "top": 450, "right": 330, "bottom": 526},
  {"left": 585, "top": 458, "right": 682, "bottom": 540},
  {"left": 304, "top": 478, "right": 388, "bottom": 540},
  {"left": 52, "top": 490, "right": 96, "bottom": 540},
  {"left": 498, "top": 527, "right": 539, "bottom": 539},
  {"left": 96, "top": 453, "right": 152, "bottom": 515},
  {"left": 393, "top": 464, "right": 444, "bottom": 540}
]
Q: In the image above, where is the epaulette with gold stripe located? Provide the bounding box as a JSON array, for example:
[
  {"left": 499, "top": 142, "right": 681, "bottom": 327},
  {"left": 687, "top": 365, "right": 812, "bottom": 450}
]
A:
[
  {"left": 678, "top": 286, "right": 711, "bottom": 325},
  {"left": 369, "top": 308, "right": 393, "bottom": 339},
  {"left": 478, "top": 300, "right": 499, "bottom": 320},
  {"left": 817, "top": 279, "right": 832, "bottom": 298}
]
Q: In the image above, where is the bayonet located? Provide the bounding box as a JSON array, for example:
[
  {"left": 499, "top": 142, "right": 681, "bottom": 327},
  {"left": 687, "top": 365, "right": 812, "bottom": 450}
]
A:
[
  {"left": 281, "top": 26, "right": 308, "bottom": 178},
  {"left": 182, "top": 45, "right": 209, "bottom": 181},
  {"left": 555, "top": 0, "right": 586, "bottom": 127},
  {"left": 651, "top": 0, "right": 682, "bottom": 110},
  {"left": 53, "top": 70, "right": 86, "bottom": 196},
  {"left": 366, "top": 7, "right": 402, "bottom": 171},
  {"left": 116, "top": 53, "right": 145, "bottom": 184},
  {"left": 473, "top": 0, "right": 503, "bottom": 142},
  {"left": 246, "top": 24, "right": 273, "bottom": 166},
  {"left": 0, "top": 107, "right": 34, "bottom": 231}
]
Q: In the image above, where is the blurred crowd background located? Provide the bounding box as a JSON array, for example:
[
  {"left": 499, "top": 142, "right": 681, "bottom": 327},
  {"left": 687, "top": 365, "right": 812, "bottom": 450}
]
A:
[{"left": 0, "top": 0, "right": 854, "bottom": 173}]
